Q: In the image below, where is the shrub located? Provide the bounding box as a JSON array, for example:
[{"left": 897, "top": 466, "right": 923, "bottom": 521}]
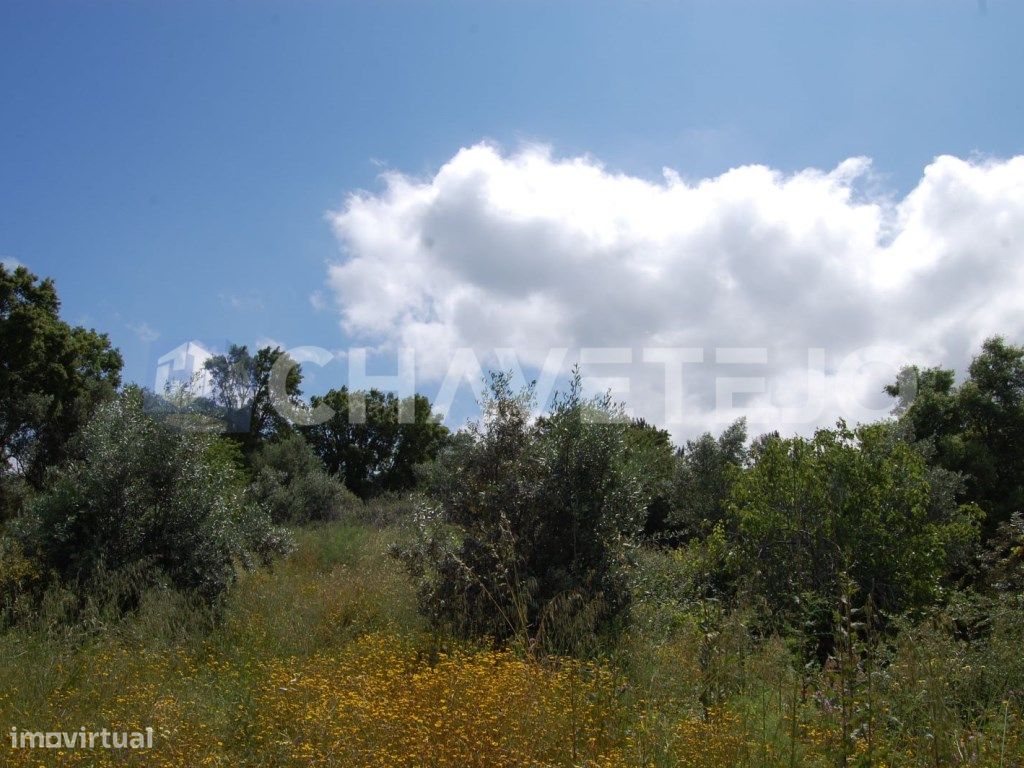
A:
[
  {"left": 983, "top": 511, "right": 1024, "bottom": 593},
  {"left": 729, "top": 421, "right": 982, "bottom": 640},
  {"left": 396, "top": 370, "right": 651, "bottom": 650},
  {"left": 17, "top": 390, "right": 292, "bottom": 607},
  {"left": 250, "top": 433, "right": 358, "bottom": 524},
  {"left": 0, "top": 532, "right": 39, "bottom": 623}
]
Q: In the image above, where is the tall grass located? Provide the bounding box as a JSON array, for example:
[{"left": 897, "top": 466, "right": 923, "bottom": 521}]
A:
[{"left": 1, "top": 522, "right": 1021, "bottom": 766}]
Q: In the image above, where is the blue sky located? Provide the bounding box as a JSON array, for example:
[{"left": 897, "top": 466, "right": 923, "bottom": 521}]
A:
[{"left": 2, "top": 0, "right": 1023, "bottom": 429}]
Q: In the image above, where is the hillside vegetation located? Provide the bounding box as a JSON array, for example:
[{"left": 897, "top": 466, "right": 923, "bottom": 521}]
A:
[{"left": 2, "top": 262, "right": 1023, "bottom": 766}]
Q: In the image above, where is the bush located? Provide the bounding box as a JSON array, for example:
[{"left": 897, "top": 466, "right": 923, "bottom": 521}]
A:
[
  {"left": 250, "top": 433, "right": 358, "bottom": 524},
  {"left": 17, "top": 390, "right": 292, "bottom": 607},
  {"left": 0, "top": 532, "right": 40, "bottom": 623},
  {"left": 396, "top": 370, "right": 652, "bottom": 650},
  {"left": 729, "top": 421, "right": 982, "bottom": 641},
  {"left": 983, "top": 511, "right": 1024, "bottom": 593}
]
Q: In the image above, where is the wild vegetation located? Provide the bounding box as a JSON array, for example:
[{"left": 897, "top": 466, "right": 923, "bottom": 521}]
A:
[{"left": 2, "top": 262, "right": 1023, "bottom": 766}]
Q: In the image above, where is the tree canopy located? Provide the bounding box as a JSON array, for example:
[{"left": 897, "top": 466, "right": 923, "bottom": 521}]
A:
[
  {"left": 203, "top": 344, "right": 302, "bottom": 452},
  {"left": 0, "top": 264, "right": 122, "bottom": 517},
  {"left": 303, "top": 387, "right": 448, "bottom": 498},
  {"left": 888, "top": 336, "right": 1024, "bottom": 536},
  {"left": 730, "top": 421, "right": 981, "bottom": 636}
]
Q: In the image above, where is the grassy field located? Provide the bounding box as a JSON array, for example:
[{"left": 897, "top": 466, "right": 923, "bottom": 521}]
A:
[{"left": 1, "top": 520, "right": 1021, "bottom": 767}]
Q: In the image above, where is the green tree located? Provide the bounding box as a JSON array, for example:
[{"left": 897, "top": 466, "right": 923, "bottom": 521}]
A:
[
  {"left": 250, "top": 433, "right": 358, "bottom": 524},
  {"left": 0, "top": 264, "right": 122, "bottom": 517},
  {"left": 303, "top": 388, "right": 448, "bottom": 498},
  {"left": 888, "top": 336, "right": 1024, "bottom": 536},
  {"left": 625, "top": 418, "right": 677, "bottom": 536},
  {"left": 667, "top": 418, "right": 747, "bottom": 539},
  {"left": 729, "top": 422, "right": 981, "bottom": 639},
  {"left": 203, "top": 345, "right": 302, "bottom": 453},
  {"left": 19, "top": 390, "right": 291, "bottom": 606}
]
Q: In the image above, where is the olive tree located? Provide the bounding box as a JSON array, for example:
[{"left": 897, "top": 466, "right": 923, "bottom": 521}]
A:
[
  {"left": 19, "top": 390, "right": 292, "bottom": 606},
  {"left": 396, "top": 371, "right": 652, "bottom": 650}
]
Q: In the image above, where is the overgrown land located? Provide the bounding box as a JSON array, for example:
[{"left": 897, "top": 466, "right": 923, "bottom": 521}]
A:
[{"left": 2, "top": 263, "right": 1023, "bottom": 766}]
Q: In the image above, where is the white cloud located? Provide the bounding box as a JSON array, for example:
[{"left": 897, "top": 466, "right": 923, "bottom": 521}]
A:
[
  {"left": 309, "top": 290, "right": 330, "bottom": 312},
  {"left": 325, "top": 144, "right": 1024, "bottom": 438},
  {"left": 1, "top": 256, "right": 25, "bottom": 271},
  {"left": 128, "top": 321, "right": 160, "bottom": 344}
]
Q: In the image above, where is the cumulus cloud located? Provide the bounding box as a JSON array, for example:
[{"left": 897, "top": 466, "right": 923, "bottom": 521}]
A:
[{"left": 325, "top": 144, "right": 1024, "bottom": 438}]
